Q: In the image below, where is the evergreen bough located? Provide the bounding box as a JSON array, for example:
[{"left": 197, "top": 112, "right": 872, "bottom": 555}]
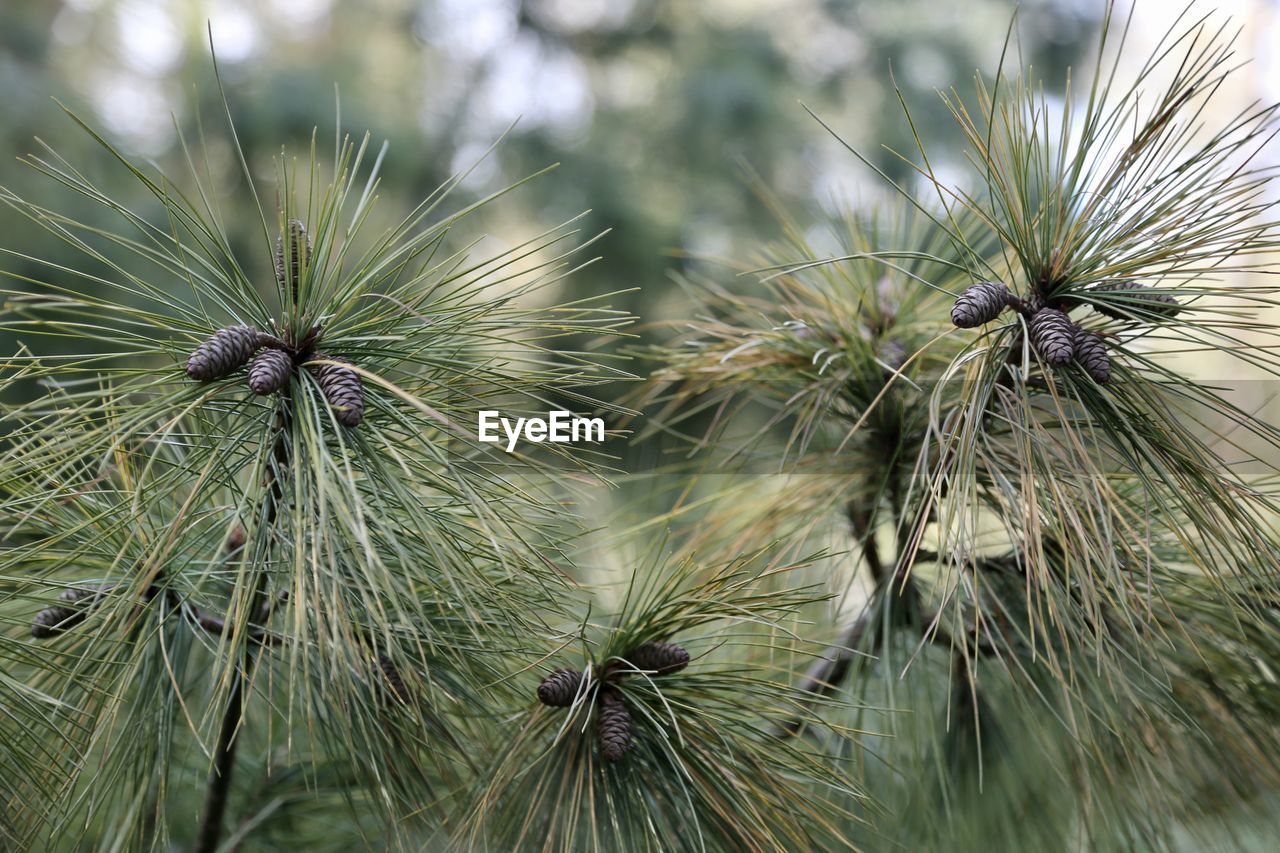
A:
[
  {"left": 645, "top": 6, "right": 1280, "bottom": 848},
  {"left": 6, "top": 6, "right": 1280, "bottom": 852},
  {"left": 0, "top": 71, "right": 632, "bottom": 850}
]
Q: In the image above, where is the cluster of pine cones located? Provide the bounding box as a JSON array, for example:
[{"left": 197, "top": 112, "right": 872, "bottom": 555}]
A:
[
  {"left": 950, "top": 279, "right": 1180, "bottom": 384},
  {"left": 184, "top": 220, "right": 365, "bottom": 427},
  {"left": 537, "top": 640, "right": 691, "bottom": 764}
]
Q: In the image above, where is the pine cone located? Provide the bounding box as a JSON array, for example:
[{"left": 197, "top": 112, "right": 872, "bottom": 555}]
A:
[
  {"left": 378, "top": 654, "right": 410, "bottom": 704},
  {"left": 30, "top": 585, "right": 103, "bottom": 639},
  {"left": 951, "top": 281, "right": 1010, "bottom": 328},
  {"left": 310, "top": 355, "right": 365, "bottom": 427},
  {"left": 1029, "top": 308, "right": 1075, "bottom": 366},
  {"left": 597, "top": 690, "right": 633, "bottom": 763},
  {"left": 1091, "top": 280, "right": 1179, "bottom": 320},
  {"left": 30, "top": 605, "right": 81, "bottom": 638},
  {"left": 624, "top": 641, "right": 690, "bottom": 676},
  {"left": 1073, "top": 327, "right": 1112, "bottom": 384},
  {"left": 186, "top": 325, "right": 261, "bottom": 381},
  {"left": 248, "top": 348, "right": 294, "bottom": 395},
  {"left": 537, "top": 668, "right": 584, "bottom": 707},
  {"left": 274, "top": 219, "right": 312, "bottom": 291}
]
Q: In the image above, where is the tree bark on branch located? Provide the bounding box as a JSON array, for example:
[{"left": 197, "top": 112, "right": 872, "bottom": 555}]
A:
[{"left": 196, "top": 400, "right": 291, "bottom": 853}]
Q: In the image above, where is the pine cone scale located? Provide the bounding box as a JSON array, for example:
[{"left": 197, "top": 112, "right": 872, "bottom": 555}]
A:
[
  {"left": 1029, "top": 308, "right": 1075, "bottom": 366},
  {"left": 624, "top": 641, "right": 690, "bottom": 676},
  {"left": 30, "top": 585, "right": 105, "bottom": 638},
  {"left": 597, "top": 690, "right": 633, "bottom": 763},
  {"left": 1073, "top": 327, "right": 1112, "bottom": 384},
  {"left": 30, "top": 605, "right": 85, "bottom": 638},
  {"left": 275, "top": 219, "right": 313, "bottom": 292},
  {"left": 379, "top": 655, "right": 410, "bottom": 704},
  {"left": 538, "top": 668, "right": 584, "bottom": 707},
  {"left": 186, "top": 325, "right": 261, "bottom": 381},
  {"left": 310, "top": 355, "right": 365, "bottom": 427},
  {"left": 951, "top": 281, "right": 1010, "bottom": 328},
  {"left": 248, "top": 348, "right": 294, "bottom": 395},
  {"left": 1092, "top": 280, "right": 1180, "bottom": 320}
]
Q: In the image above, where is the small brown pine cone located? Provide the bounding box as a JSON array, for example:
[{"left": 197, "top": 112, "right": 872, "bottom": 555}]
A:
[
  {"left": 378, "top": 655, "right": 410, "bottom": 704},
  {"left": 310, "top": 355, "right": 365, "bottom": 427},
  {"left": 248, "top": 348, "right": 294, "bottom": 395},
  {"left": 1073, "top": 327, "right": 1112, "bottom": 384},
  {"left": 951, "top": 281, "right": 1010, "bottom": 328},
  {"left": 186, "top": 325, "right": 261, "bottom": 381},
  {"left": 226, "top": 524, "right": 247, "bottom": 553},
  {"left": 1029, "top": 308, "right": 1075, "bottom": 366},
  {"left": 537, "top": 668, "right": 584, "bottom": 707},
  {"left": 624, "top": 641, "right": 690, "bottom": 676},
  {"left": 1091, "top": 280, "right": 1179, "bottom": 320},
  {"left": 31, "top": 605, "right": 81, "bottom": 638},
  {"left": 30, "top": 585, "right": 103, "bottom": 639},
  {"left": 597, "top": 690, "right": 633, "bottom": 763},
  {"left": 274, "top": 219, "right": 313, "bottom": 291}
]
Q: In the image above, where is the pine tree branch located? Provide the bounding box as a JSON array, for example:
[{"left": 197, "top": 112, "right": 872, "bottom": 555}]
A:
[
  {"left": 781, "top": 607, "right": 876, "bottom": 734},
  {"left": 196, "top": 400, "right": 291, "bottom": 853},
  {"left": 847, "top": 500, "right": 885, "bottom": 583},
  {"left": 179, "top": 598, "right": 285, "bottom": 648},
  {"left": 778, "top": 501, "right": 981, "bottom": 736},
  {"left": 775, "top": 503, "right": 886, "bottom": 735},
  {"left": 198, "top": 675, "right": 252, "bottom": 853},
  {"left": 784, "top": 499, "right": 889, "bottom": 697}
]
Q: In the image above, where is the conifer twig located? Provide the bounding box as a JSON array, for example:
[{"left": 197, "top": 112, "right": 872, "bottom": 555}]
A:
[
  {"left": 778, "top": 503, "right": 886, "bottom": 734},
  {"left": 780, "top": 609, "right": 876, "bottom": 737},
  {"left": 196, "top": 400, "right": 291, "bottom": 853}
]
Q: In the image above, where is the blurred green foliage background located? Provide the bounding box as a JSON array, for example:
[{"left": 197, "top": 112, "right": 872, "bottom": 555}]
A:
[{"left": 0, "top": 0, "right": 1099, "bottom": 409}]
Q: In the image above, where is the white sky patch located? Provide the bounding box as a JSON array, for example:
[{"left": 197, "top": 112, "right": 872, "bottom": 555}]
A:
[
  {"left": 88, "top": 71, "right": 175, "bottom": 156},
  {"left": 778, "top": 9, "right": 860, "bottom": 80},
  {"left": 116, "top": 0, "right": 184, "bottom": 77},
  {"left": 418, "top": 0, "right": 595, "bottom": 139},
  {"left": 684, "top": 216, "right": 732, "bottom": 260},
  {"left": 474, "top": 33, "right": 594, "bottom": 137},
  {"left": 598, "top": 57, "right": 659, "bottom": 110},
  {"left": 811, "top": 140, "right": 878, "bottom": 218},
  {"left": 267, "top": 0, "right": 333, "bottom": 39},
  {"left": 51, "top": 7, "right": 92, "bottom": 46},
  {"left": 908, "top": 163, "right": 965, "bottom": 208},
  {"left": 1257, "top": 5, "right": 1280, "bottom": 198},
  {"left": 449, "top": 141, "right": 502, "bottom": 191},
  {"left": 419, "top": 0, "right": 518, "bottom": 62},
  {"left": 529, "top": 0, "right": 635, "bottom": 35},
  {"left": 207, "top": 5, "right": 259, "bottom": 64}
]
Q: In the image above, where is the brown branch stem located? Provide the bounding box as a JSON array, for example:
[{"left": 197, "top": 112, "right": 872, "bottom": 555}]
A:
[
  {"left": 776, "top": 502, "right": 889, "bottom": 735},
  {"left": 781, "top": 606, "right": 877, "bottom": 733},
  {"left": 196, "top": 399, "right": 291, "bottom": 853},
  {"left": 779, "top": 499, "right": 989, "bottom": 736},
  {"left": 178, "top": 598, "right": 286, "bottom": 649}
]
